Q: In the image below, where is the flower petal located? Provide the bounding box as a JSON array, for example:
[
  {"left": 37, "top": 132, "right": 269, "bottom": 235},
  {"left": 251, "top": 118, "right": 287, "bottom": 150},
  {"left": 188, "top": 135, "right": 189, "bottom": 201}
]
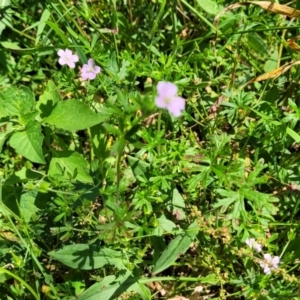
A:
[
  {"left": 67, "top": 61, "right": 76, "bottom": 69},
  {"left": 57, "top": 49, "right": 65, "bottom": 57},
  {"left": 263, "top": 266, "right": 271, "bottom": 274},
  {"left": 94, "top": 66, "right": 101, "bottom": 74},
  {"left": 263, "top": 253, "right": 272, "bottom": 263},
  {"left": 155, "top": 95, "right": 167, "bottom": 108},
  {"left": 65, "top": 49, "right": 72, "bottom": 57},
  {"left": 87, "top": 58, "right": 95, "bottom": 66},
  {"left": 167, "top": 96, "right": 185, "bottom": 117},
  {"left": 72, "top": 54, "right": 79, "bottom": 63},
  {"left": 157, "top": 81, "right": 178, "bottom": 98},
  {"left": 58, "top": 57, "right": 67, "bottom": 66},
  {"left": 272, "top": 256, "right": 280, "bottom": 266}
]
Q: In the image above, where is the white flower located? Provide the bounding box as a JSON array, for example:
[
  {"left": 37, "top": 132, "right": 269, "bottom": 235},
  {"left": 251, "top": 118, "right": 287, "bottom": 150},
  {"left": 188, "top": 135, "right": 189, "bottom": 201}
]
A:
[
  {"left": 57, "top": 49, "right": 79, "bottom": 69},
  {"left": 245, "top": 238, "right": 262, "bottom": 252},
  {"left": 259, "top": 253, "right": 280, "bottom": 275}
]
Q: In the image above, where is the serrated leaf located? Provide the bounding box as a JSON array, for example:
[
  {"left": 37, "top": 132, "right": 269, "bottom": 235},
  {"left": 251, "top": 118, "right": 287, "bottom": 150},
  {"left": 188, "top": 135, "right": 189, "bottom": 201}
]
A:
[
  {"left": 153, "top": 221, "right": 198, "bottom": 274},
  {"left": 48, "top": 150, "right": 93, "bottom": 183},
  {"left": 9, "top": 120, "right": 46, "bottom": 164},
  {"left": 45, "top": 100, "right": 105, "bottom": 131},
  {"left": 20, "top": 189, "right": 39, "bottom": 223},
  {"left": 49, "top": 244, "right": 129, "bottom": 270},
  {"left": 0, "top": 86, "right": 35, "bottom": 116}
]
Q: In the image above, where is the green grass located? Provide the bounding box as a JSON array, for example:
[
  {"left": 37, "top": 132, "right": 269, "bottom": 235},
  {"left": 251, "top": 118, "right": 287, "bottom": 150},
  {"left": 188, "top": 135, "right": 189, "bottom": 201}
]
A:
[{"left": 1, "top": 0, "right": 300, "bottom": 299}]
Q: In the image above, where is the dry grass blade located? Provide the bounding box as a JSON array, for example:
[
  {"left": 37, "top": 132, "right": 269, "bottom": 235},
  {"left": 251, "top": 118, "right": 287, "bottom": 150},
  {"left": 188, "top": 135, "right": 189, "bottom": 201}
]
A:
[
  {"left": 248, "top": 60, "right": 300, "bottom": 83},
  {"left": 214, "top": 1, "right": 300, "bottom": 31},
  {"left": 287, "top": 35, "right": 300, "bottom": 52}
]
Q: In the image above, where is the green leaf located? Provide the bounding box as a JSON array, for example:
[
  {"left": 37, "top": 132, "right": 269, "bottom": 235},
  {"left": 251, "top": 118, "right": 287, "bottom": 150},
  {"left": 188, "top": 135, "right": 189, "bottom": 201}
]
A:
[
  {"left": 45, "top": 99, "right": 105, "bottom": 131},
  {"left": 48, "top": 150, "right": 93, "bottom": 183},
  {"left": 196, "top": 0, "right": 225, "bottom": 15},
  {"left": 264, "top": 49, "right": 279, "bottom": 72},
  {"left": 37, "top": 80, "right": 61, "bottom": 119},
  {"left": 19, "top": 189, "right": 39, "bottom": 223},
  {"left": 75, "top": 273, "right": 150, "bottom": 300},
  {"left": 246, "top": 33, "right": 268, "bottom": 57},
  {"left": 153, "top": 221, "right": 198, "bottom": 274},
  {"left": 45, "top": 20, "right": 69, "bottom": 44},
  {"left": 35, "top": 9, "right": 51, "bottom": 45},
  {"left": 48, "top": 244, "right": 129, "bottom": 270},
  {"left": 286, "top": 127, "right": 300, "bottom": 143},
  {"left": 9, "top": 120, "right": 46, "bottom": 164},
  {"left": 4, "top": 167, "right": 42, "bottom": 185},
  {"left": 0, "top": 86, "right": 35, "bottom": 117},
  {"left": 127, "top": 156, "right": 150, "bottom": 179},
  {"left": 157, "top": 215, "right": 177, "bottom": 232},
  {"left": 168, "top": 188, "right": 186, "bottom": 220}
]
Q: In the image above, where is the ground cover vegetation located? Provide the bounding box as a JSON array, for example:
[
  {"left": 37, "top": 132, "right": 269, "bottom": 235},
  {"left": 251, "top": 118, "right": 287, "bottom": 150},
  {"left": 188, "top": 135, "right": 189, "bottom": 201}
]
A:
[{"left": 1, "top": 0, "right": 300, "bottom": 299}]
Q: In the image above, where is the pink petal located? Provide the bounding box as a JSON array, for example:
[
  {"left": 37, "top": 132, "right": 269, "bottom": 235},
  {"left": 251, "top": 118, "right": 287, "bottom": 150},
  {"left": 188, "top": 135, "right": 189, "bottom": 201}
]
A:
[
  {"left": 87, "top": 58, "right": 95, "bottom": 66},
  {"left": 263, "top": 253, "right": 272, "bottom": 263},
  {"left": 167, "top": 96, "right": 185, "bottom": 117},
  {"left": 57, "top": 49, "right": 65, "bottom": 57},
  {"left": 94, "top": 66, "right": 101, "bottom": 74},
  {"left": 88, "top": 72, "right": 97, "bottom": 80},
  {"left": 264, "top": 266, "right": 271, "bottom": 274},
  {"left": 65, "top": 49, "right": 72, "bottom": 57},
  {"left": 67, "top": 61, "right": 76, "bottom": 69},
  {"left": 157, "top": 81, "right": 178, "bottom": 98},
  {"left": 72, "top": 54, "right": 79, "bottom": 62},
  {"left": 58, "top": 57, "right": 66, "bottom": 66},
  {"left": 155, "top": 95, "right": 167, "bottom": 108},
  {"left": 272, "top": 256, "right": 280, "bottom": 265}
]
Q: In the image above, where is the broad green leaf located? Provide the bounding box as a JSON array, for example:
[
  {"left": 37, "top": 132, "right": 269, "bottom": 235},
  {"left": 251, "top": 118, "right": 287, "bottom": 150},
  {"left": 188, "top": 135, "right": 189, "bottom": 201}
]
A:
[
  {"left": 5, "top": 167, "right": 42, "bottom": 185},
  {"left": 264, "top": 49, "right": 279, "bottom": 72},
  {"left": 48, "top": 150, "right": 93, "bottom": 183},
  {"left": 127, "top": 156, "right": 150, "bottom": 179},
  {"left": 246, "top": 33, "right": 268, "bottom": 57},
  {"left": 0, "top": 86, "right": 35, "bottom": 117},
  {"left": 196, "top": 0, "right": 225, "bottom": 15},
  {"left": 0, "top": 132, "right": 6, "bottom": 153},
  {"left": 157, "top": 215, "right": 177, "bottom": 232},
  {"left": 9, "top": 120, "right": 46, "bottom": 164},
  {"left": 153, "top": 221, "right": 199, "bottom": 274},
  {"left": 168, "top": 188, "right": 186, "bottom": 220},
  {"left": 45, "top": 21, "right": 69, "bottom": 44},
  {"left": 19, "top": 189, "right": 39, "bottom": 223},
  {"left": 75, "top": 273, "right": 150, "bottom": 300},
  {"left": 45, "top": 99, "right": 105, "bottom": 131},
  {"left": 37, "top": 80, "right": 61, "bottom": 119},
  {"left": 0, "top": 41, "right": 21, "bottom": 49},
  {"left": 35, "top": 9, "right": 51, "bottom": 45},
  {"left": 0, "top": 0, "right": 11, "bottom": 35},
  {"left": 49, "top": 244, "right": 129, "bottom": 270},
  {"left": 286, "top": 127, "right": 300, "bottom": 143}
]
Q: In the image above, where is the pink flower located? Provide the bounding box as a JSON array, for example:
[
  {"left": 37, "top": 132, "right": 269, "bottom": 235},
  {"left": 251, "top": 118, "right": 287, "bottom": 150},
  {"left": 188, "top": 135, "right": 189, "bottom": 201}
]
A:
[
  {"left": 57, "top": 49, "right": 79, "bottom": 69},
  {"left": 81, "top": 58, "right": 101, "bottom": 80},
  {"left": 155, "top": 81, "right": 185, "bottom": 117},
  {"left": 245, "top": 238, "right": 262, "bottom": 252},
  {"left": 259, "top": 253, "right": 280, "bottom": 274}
]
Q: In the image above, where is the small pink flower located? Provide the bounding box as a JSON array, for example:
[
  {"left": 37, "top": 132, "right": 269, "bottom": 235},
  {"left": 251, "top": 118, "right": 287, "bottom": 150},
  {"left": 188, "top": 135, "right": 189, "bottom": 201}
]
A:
[
  {"left": 57, "top": 49, "right": 79, "bottom": 69},
  {"left": 155, "top": 81, "right": 185, "bottom": 117},
  {"left": 245, "top": 238, "right": 262, "bottom": 252},
  {"left": 81, "top": 58, "right": 101, "bottom": 80},
  {"left": 259, "top": 253, "right": 280, "bottom": 274}
]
